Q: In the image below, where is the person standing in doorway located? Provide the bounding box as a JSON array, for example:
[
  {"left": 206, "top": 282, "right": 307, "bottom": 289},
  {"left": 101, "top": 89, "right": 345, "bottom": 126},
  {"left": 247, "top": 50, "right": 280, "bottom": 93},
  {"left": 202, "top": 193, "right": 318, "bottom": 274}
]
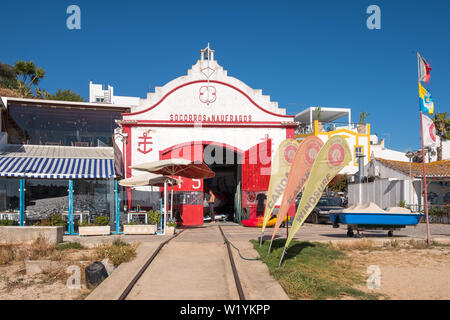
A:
[{"left": 208, "top": 189, "right": 216, "bottom": 224}]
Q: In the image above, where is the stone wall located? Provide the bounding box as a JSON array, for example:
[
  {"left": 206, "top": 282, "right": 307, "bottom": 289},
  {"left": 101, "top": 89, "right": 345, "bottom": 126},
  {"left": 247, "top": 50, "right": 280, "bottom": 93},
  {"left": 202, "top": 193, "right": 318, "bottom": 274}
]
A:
[{"left": 0, "top": 226, "right": 63, "bottom": 244}]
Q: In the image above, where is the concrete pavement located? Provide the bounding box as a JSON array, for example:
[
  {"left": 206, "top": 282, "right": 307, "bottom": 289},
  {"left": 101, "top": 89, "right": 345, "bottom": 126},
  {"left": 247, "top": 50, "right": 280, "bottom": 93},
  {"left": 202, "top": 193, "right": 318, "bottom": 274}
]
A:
[{"left": 87, "top": 225, "right": 289, "bottom": 300}]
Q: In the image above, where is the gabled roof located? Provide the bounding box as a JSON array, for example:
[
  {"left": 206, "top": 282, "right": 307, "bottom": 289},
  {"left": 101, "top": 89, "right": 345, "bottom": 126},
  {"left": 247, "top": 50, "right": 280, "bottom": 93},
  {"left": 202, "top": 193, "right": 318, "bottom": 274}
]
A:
[{"left": 374, "top": 157, "right": 450, "bottom": 179}]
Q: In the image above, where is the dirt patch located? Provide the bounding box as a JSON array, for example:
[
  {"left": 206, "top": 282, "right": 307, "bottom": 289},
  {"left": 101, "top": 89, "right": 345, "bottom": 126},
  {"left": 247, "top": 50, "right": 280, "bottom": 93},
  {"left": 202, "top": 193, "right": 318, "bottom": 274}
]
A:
[
  {"left": 0, "top": 238, "right": 139, "bottom": 300},
  {"left": 346, "top": 245, "right": 450, "bottom": 300},
  {"left": 0, "top": 261, "right": 92, "bottom": 300}
]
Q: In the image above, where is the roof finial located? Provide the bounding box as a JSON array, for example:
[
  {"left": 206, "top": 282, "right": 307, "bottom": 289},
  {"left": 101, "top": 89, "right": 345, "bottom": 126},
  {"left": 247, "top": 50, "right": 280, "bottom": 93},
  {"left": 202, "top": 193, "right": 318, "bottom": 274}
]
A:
[{"left": 200, "top": 43, "right": 215, "bottom": 61}]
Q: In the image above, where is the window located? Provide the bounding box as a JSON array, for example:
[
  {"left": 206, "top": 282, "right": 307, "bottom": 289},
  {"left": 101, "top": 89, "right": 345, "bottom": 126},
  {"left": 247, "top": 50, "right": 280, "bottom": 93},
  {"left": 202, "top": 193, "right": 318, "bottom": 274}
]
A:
[
  {"left": 355, "top": 147, "right": 363, "bottom": 157},
  {"left": 6, "top": 104, "right": 123, "bottom": 147},
  {"left": 25, "top": 179, "right": 69, "bottom": 221},
  {"left": 354, "top": 146, "right": 364, "bottom": 166},
  {"left": 0, "top": 178, "right": 20, "bottom": 212}
]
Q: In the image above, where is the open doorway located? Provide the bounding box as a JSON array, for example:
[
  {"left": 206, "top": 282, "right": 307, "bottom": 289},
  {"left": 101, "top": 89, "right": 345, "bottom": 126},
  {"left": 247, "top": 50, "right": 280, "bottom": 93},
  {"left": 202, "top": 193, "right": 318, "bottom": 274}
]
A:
[{"left": 203, "top": 144, "right": 241, "bottom": 222}]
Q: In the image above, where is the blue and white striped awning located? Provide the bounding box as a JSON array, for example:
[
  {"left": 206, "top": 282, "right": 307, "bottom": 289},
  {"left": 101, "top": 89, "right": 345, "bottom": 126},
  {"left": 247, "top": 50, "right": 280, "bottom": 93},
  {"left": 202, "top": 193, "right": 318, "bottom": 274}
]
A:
[{"left": 0, "top": 156, "right": 115, "bottom": 179}]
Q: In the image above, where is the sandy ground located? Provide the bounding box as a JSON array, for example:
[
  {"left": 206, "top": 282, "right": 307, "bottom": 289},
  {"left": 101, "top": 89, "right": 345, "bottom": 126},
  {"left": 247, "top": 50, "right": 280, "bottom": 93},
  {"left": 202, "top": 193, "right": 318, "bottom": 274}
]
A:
[
  {"left": 0, "top": 263, "right": 88, "bottom": 300},
  {"left": 2, "top": 223, "right": 450, "bottom": 300},
  {"left": 0, "top": 249, "right": 95, "bottom": 300},
  {"left": 346, "top": 246, "right": 450, "bottom": 300}
]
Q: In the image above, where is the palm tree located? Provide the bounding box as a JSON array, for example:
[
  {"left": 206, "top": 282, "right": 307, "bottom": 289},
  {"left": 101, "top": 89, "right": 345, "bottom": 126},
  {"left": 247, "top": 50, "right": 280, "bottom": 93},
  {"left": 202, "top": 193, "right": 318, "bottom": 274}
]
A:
[
  {"left": 358, "top": 112, "right": 370, "bottom": 134},
  {"left": 13, "top": 60, "right": 45, "bottom": 89},
  {"left": 433, "top": 112, "right": 450, "bottom": 161},
  {"left": 359, "top": 112, "right": 370, "bottom": 125}
]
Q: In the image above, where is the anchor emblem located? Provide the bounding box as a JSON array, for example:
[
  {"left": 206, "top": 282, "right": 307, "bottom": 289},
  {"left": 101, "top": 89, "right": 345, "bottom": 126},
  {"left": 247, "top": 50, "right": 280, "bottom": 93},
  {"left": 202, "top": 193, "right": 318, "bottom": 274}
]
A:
[{"left": 137, "top": 132, "right": 153, "bottom": 154}]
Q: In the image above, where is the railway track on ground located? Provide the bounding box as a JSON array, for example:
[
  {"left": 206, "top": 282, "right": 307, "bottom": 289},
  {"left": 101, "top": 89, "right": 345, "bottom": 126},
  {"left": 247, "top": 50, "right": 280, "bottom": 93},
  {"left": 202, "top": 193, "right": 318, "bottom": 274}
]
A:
[
  {"left": 118, "top": 229, "right": 185, "bottom": 300},
  {"left": 218, "top": 224, "right": 246, "bottom": 300},
  {"left": 118, "top": 224, "right": 246, "bottom": 300}
]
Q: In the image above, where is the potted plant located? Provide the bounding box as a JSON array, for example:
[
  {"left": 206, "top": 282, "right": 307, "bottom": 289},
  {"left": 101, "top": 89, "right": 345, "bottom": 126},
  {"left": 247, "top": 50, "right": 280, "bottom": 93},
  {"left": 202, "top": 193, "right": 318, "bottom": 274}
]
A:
[
  {"left": 166, "top": 219, "right": 177, "bottom": 235},
  {"left": 315, "top": 107, "right": 323, "bottom": 132},
  {"left": 78, "top": 216, "right": 111, "bottom": 236},
  {"left": 357, "top": 112, "right": 370, "bottom": 134},
  {"left": 123, "top": 210, "right": 160, "bottom": 235}
]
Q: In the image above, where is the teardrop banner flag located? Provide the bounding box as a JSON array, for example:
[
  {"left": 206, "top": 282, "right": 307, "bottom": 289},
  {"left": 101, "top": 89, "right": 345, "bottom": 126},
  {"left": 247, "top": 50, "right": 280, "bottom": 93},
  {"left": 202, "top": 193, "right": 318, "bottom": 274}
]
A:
[
  {"left": 267, "top": 136, "right": 324, "bottom": 254},
  {"left": 259, "top": 139, "right": 299, "bottom": 247},
  {"left": 278, "top": 135, "right": 352, "bottom": 267}
]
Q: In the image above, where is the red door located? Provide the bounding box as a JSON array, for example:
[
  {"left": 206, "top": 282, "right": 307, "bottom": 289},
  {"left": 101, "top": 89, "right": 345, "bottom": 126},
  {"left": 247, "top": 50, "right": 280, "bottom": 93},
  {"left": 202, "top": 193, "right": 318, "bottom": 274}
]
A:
[
  {"left": 241, "top": 139, "right": 272, "bottom": 220},
  {"left": 160, "top": 142, "right": 204, "bottom": 226}
]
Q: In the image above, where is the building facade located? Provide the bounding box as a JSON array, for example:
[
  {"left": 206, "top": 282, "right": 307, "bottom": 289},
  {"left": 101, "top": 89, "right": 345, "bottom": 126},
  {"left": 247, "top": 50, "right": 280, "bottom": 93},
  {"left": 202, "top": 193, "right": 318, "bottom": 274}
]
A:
[
  {"left": 0, "top": 97, "right": 129, "bottom": 232},
  {"left": 348, "top": 157, "right": 450, "bottom": 214},
  {"left": 294, "top": 107, "right": 371, "bottom": 175},
  {"left": 116, "top": 46, "right": 298, "bottom": 225}
]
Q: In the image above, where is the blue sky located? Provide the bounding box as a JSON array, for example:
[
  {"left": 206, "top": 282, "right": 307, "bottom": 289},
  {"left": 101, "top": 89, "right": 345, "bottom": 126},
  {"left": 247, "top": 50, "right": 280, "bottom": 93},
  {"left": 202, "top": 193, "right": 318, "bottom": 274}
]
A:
[{"left": 1, "top": 0, "right": 449, "bottom": 152}]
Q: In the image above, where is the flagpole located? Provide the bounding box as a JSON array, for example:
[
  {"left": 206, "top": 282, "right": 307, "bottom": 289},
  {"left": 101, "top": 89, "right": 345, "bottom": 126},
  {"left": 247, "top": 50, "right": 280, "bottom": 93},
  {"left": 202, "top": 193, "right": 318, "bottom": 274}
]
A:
[
  {"left": 417, "top": 52, "right": 431, "bottom": 246},
  {"left": 419, "top": 111, "right": 432, "bottom": 246}
]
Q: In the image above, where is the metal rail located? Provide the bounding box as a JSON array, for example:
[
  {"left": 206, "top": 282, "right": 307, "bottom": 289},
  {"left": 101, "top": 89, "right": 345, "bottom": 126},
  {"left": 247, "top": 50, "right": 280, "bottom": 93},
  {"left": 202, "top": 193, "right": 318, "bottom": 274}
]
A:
[
  {"left": 218, "top": 225, "right": 246, "bottom": 300},
  {"left": 119, "top": 225, "right": 245, "bottom": 300},
  {"left": 118, "top": 229, "right": 185, "bottom": 300}
]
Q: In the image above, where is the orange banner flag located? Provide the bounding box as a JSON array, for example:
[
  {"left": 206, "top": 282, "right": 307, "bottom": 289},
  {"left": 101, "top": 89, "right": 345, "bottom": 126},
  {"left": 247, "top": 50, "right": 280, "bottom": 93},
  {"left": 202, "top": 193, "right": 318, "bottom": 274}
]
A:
[
  {"left": 259, "top": 139, "right": 299, "bottom": 246},
  {"left": 267, "top": 136, "right": 323, "bottom": 253},
  {"left": 279, "top": 135, "right": 351, "bottom": 266}
]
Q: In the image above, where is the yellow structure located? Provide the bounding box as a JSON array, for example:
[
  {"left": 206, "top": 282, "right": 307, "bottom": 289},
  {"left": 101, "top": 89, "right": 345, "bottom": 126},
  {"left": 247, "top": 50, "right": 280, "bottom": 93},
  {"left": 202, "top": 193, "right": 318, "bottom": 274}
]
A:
[{"left": 294, "top": 107, "right": 371, "bottom": 175}]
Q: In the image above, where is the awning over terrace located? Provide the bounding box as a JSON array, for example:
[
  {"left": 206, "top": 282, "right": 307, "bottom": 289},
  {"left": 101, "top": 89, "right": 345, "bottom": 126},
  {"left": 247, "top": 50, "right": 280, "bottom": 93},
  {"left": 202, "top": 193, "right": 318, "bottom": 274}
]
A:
[{"left": 0, "top": 144, "right": 115, "bottom": 179}]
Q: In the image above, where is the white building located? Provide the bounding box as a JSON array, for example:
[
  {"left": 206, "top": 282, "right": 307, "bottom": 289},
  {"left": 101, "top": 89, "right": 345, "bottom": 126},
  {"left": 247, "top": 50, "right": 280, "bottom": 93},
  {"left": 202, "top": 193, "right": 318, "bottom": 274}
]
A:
[
  {"left": 113, "top": 45, "right": 297, "bottom": 225},
  {"left": 89, "top": 81, "right": 140, "bottom": 107}
]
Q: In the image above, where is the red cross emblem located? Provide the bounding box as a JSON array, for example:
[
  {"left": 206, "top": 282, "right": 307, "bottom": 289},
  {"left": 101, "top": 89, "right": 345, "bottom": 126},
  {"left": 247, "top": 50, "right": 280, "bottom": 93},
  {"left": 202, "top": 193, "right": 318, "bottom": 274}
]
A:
[
  {"left": 137, "top": 132, "right": 153, "bottom": 154},
  {"left": 199, "top": 86, "right": 216, "bottom": 104}
]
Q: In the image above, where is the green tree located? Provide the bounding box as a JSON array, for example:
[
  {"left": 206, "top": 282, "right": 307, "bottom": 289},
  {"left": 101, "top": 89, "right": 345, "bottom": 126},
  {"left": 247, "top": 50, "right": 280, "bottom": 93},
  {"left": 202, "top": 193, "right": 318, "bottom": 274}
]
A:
[
  {"left": 359, "top": 112, "right": 370, "bottom": 125},
  {"left": 13, "top": 60, "right": 45, "bottom": 89},
  {"left": 0, "top": 62, "right": 18, "bottom": 89},
  {"left": 315, "top": 107, "right": 323, "bottom": 122},
  {"left": 50, "top": 89, "right": 85, "bottom": 102},
  {"left": 433, "top": 112, "right": 450, "bottom": 161}
]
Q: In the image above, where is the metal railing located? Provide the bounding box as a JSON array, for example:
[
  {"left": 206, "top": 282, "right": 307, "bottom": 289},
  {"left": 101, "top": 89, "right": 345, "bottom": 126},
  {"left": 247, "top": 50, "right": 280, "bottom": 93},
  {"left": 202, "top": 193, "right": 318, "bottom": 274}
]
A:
[{"left": 407, "top": 203, "right": 450, "bottom": 224}]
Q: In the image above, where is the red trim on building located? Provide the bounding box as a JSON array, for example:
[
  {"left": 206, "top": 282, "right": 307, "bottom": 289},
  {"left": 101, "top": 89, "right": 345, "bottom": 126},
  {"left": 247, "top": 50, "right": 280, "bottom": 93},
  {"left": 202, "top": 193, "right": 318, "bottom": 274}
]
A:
[
  {"left": 121, "top": 122, "right": 296, "bottom": 129},
  {"left": 286, "top": 127, "right": 296, "bottom": 139},
  {"left": 159, "top": 141, "right": 245, "bottom": 156},
  {"left": 121, "top": 80, "right": 295, "bottom": 119}
]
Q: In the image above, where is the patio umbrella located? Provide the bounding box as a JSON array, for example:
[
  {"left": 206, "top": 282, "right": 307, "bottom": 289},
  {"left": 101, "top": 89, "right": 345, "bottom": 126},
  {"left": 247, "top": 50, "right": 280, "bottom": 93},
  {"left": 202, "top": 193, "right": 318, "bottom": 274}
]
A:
[
  {"left": 130, "top": 159, "right": 215, "bottom": 179},
  {"left": 130, "top": 158, "right": 215, "bottom": 230},
  {"left": 119, "top": 173, "right": 182, "bottom": 235},
  {"left": 118, "top": 173, "right": 182, "bottom": 188}
]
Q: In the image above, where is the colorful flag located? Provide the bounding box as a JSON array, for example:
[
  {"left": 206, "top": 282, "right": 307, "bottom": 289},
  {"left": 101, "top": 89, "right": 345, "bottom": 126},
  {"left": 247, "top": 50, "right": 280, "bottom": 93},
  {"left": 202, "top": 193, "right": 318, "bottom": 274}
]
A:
[
  {"left": 419, "top": 83, "right": 434, "bottom": 116},
  {"left": 260, "top": 139, "right": 299, "bottom": 241},
  {"left": 279, "top": 135, "right": 351, "bottom": 266},
  {"left": 418, "top": 54, "right": 432, "bottom": 84},
  {"left": 268, "top": 136, "right": 323, "bottom": 253},
  {"left": 422, "top": 114, "right": 437, "bottom": 147}
]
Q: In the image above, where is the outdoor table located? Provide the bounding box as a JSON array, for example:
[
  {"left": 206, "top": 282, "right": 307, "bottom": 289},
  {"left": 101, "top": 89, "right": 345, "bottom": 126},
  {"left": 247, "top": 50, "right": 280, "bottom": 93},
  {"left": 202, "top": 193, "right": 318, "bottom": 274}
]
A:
[
  {"left": 128, "top": 211, "right": 148, "bottom": 224},
  {"left": 0, "top": 211, "right": 20, "bottom": 221}
]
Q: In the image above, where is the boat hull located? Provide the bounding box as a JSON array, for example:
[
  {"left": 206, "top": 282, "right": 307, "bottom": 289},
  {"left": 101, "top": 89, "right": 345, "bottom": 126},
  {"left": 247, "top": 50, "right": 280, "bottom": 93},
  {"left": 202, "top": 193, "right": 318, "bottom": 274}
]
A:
[{"left": 329, "top": 213, "right": 424, "bottom": 226}]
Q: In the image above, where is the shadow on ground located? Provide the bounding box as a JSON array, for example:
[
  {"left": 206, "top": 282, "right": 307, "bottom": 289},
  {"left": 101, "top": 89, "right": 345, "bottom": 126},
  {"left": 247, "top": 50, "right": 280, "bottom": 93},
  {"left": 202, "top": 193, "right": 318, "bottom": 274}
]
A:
[{"left": 263, "top": 239, "right": 316, "bottom": 262}]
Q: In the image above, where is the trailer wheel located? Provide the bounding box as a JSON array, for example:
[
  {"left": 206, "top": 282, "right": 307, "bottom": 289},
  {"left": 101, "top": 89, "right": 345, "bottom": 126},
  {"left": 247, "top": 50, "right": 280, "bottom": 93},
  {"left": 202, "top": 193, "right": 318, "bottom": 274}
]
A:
[
  {"left": 347, "top": 229, "right": 354, "bottom": 237},
  {"left": 388, "top": 230, "right": 394, "bottom": 237}
]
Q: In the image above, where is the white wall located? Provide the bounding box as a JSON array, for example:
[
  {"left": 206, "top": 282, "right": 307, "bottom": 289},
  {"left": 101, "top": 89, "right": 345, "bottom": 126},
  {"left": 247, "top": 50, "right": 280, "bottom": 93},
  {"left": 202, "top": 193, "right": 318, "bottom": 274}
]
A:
[
  {"left": 89, "top": 81, "right": 140, "bottom": 106},
  {"left": 370, "top": 139, "right": 408, "bottom": 162},
  {"left": 348, "top": 179, "right": 422, "bottom": 209}
]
